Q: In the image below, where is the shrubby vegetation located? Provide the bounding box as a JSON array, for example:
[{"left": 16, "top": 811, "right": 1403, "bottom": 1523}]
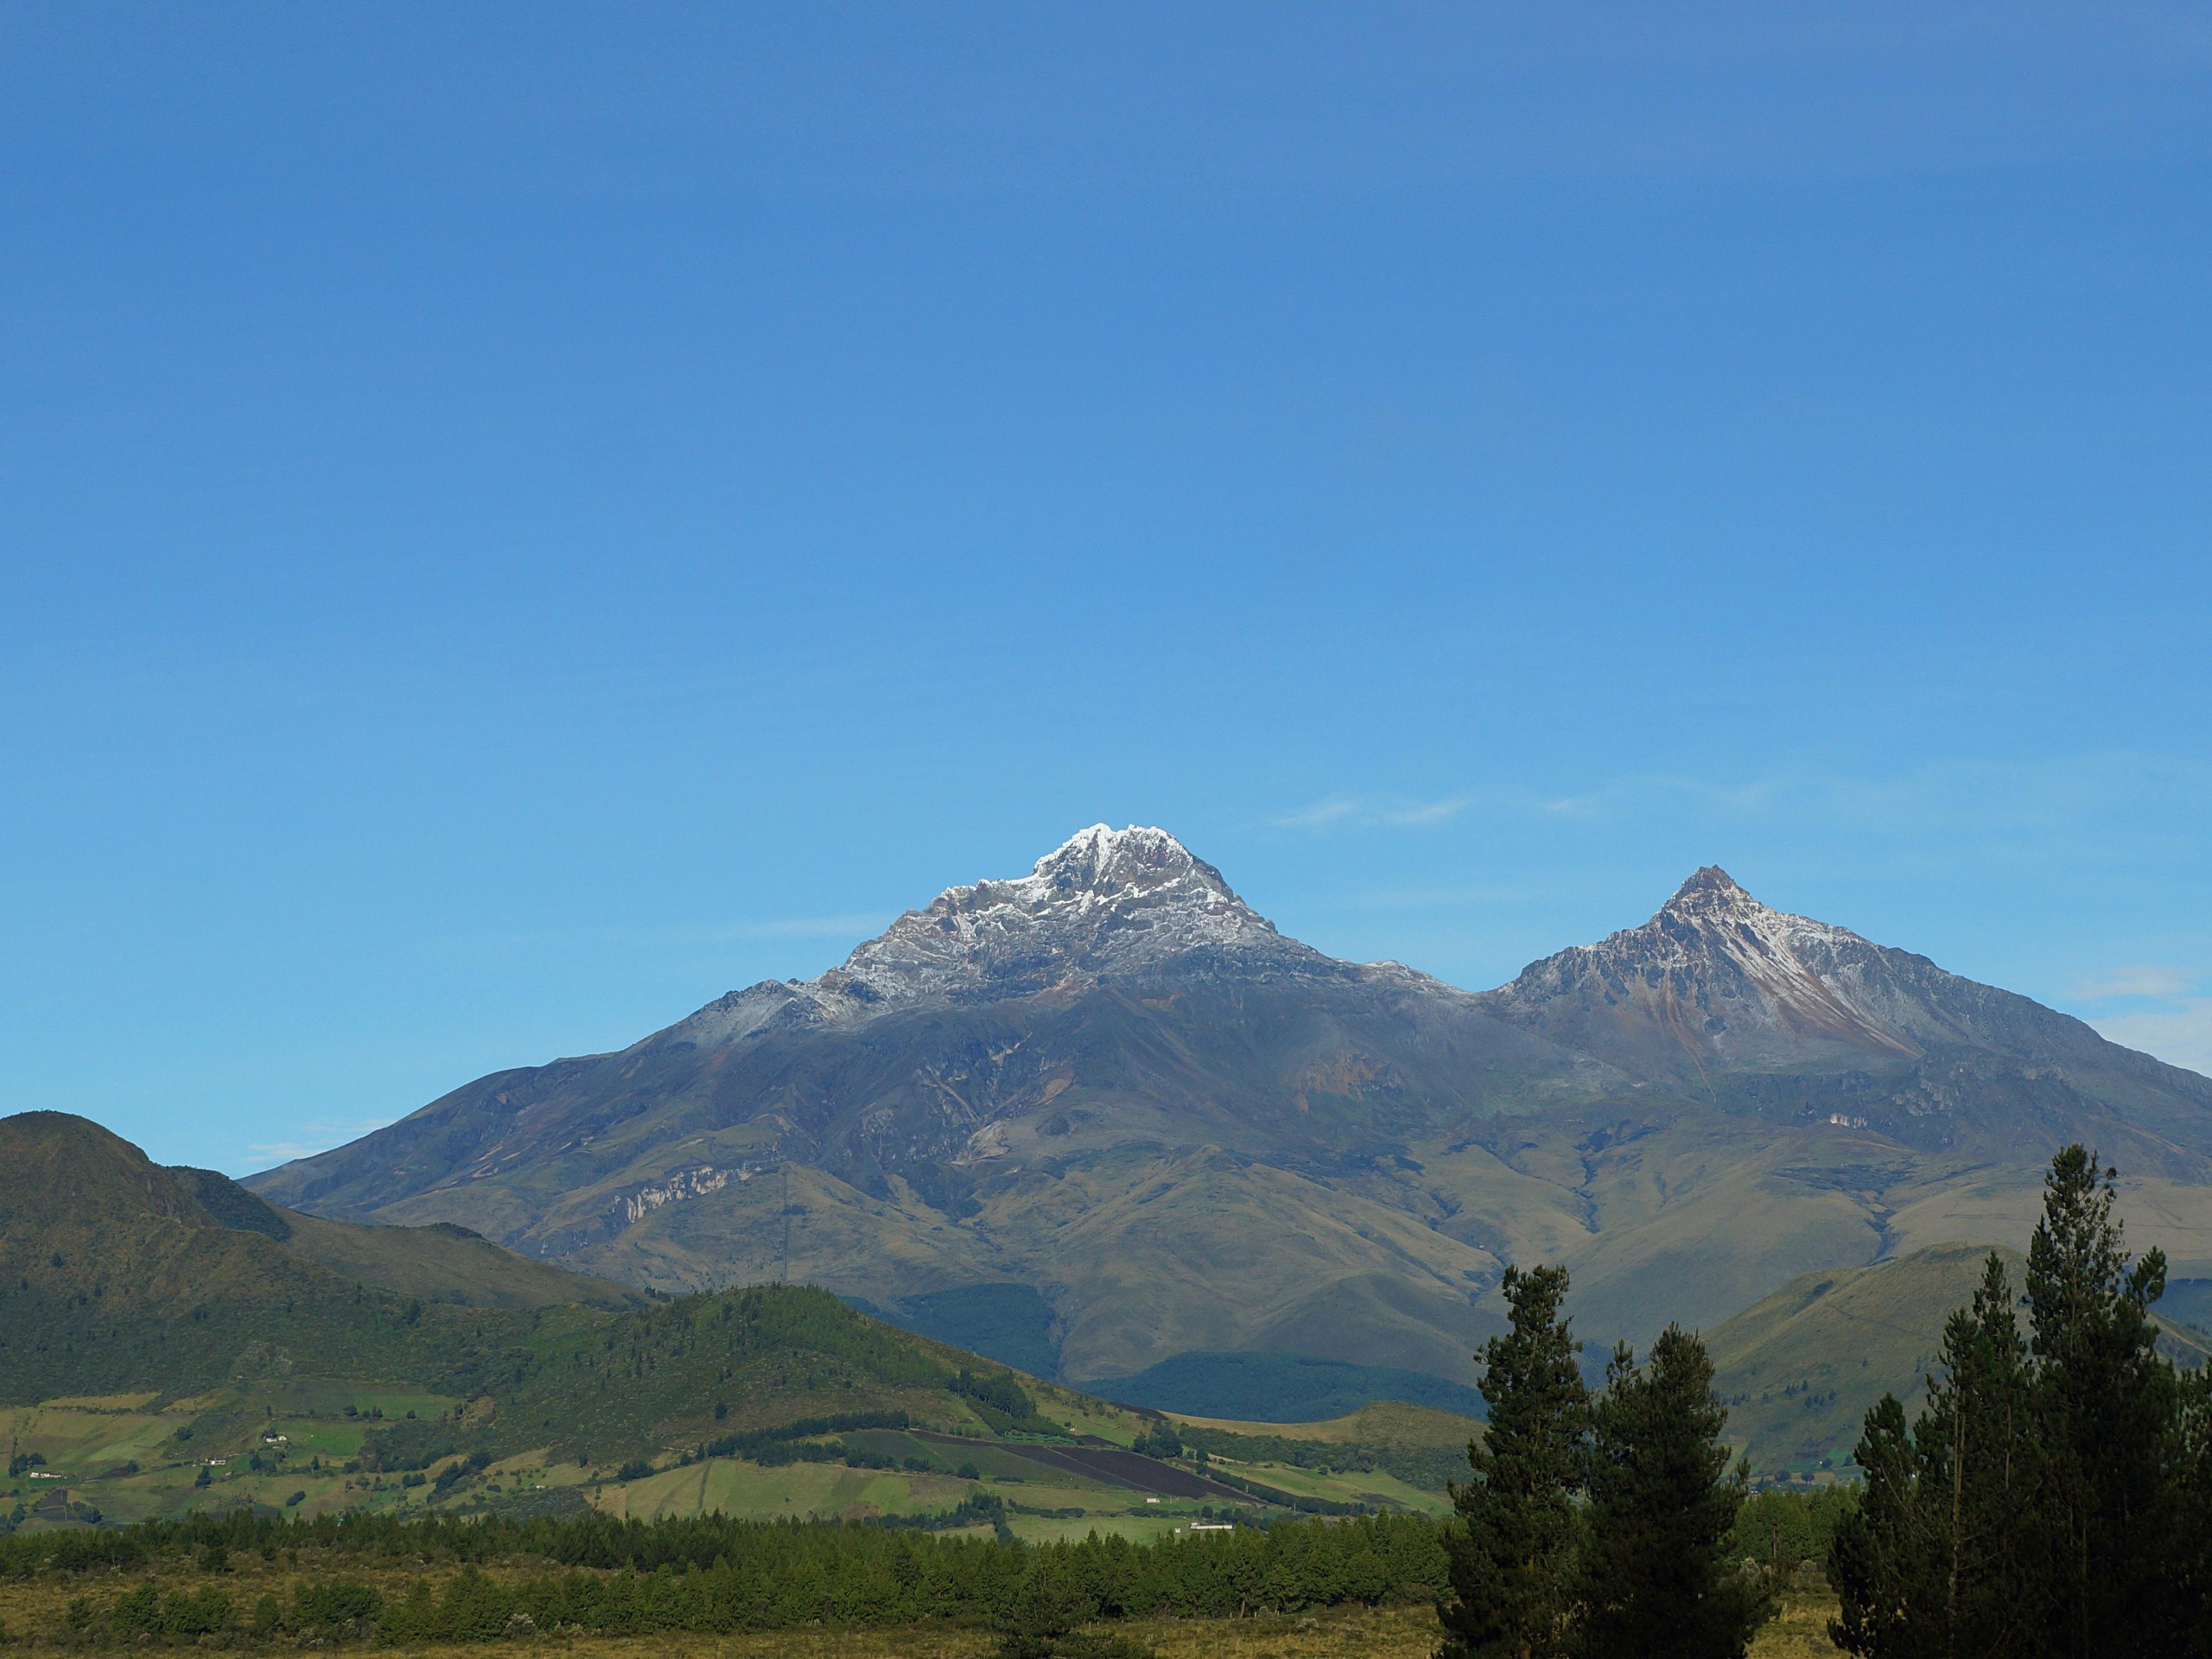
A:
[
  {"left": 8, "top": 1505, "right": 1448, "bottom": 1644},
  {"left": 1728, "top": 1484, "right": 1855, "bottom": 1573},
  {"left": 353, "top": 1285, "right": 985, "bottom": 1471},
  {"left": 1, "top": 1450, "right": 1847, "bottom": 1652}
]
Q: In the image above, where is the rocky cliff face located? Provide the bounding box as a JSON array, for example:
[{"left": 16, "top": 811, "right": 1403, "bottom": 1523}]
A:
[{"left": 246, "top": 831, "right": 2212, "bottom": 1388}]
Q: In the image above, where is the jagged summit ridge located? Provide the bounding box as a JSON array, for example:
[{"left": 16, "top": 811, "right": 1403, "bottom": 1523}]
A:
[
  {"left": 1480, "top": 867, "right": 1918, "bottom": 1067},
  {"left": 652, "top": 825, "right": 1311, "bottom": 1050},
  {"left": 1666, "top": 864, "right": 1751, "bottom": 906},
  {"left": 1653, "top": 864, "right": 1866, "bottom": 962}
]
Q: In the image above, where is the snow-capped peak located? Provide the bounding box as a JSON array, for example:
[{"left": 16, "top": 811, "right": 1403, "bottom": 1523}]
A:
[
  {"left": 816, "top": 824, "right": 1286, "bottom": 1006},
  {"left": 645, "top": 825, "right": 1316, "bottom": 1048},
  {"left": 1019, "top": 823, "right": 1230, "bottom": 903}
]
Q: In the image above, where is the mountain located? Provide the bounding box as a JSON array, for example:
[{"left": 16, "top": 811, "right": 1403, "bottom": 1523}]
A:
[
  {"left": 246, "top": 828, "right": 2212, "bottom": 1429},
  {"left": 250, "top": 827, "right": 1620, "bottom": 1387},
  {"left": 1478, "top": 866, "right": 2212, "bottom": 1169}
]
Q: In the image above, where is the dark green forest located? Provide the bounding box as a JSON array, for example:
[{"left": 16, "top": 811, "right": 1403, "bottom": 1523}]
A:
[
  {"left": 1430, "top": 1146, "right": 2212, "bottom": 1659},
  {"left": 1827, "top": 1146, "right": 2212, "bottom": 1659}
]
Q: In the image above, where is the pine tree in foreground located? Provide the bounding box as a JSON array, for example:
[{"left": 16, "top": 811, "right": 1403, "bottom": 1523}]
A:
[
  {"left": 1923, "top": 1253, "right": 2038, "bottom": 1656},
  {"left": 1827, "top": 1394, "right": 1937, "bottom": 1659},
  {"left": 2024, "top": 1145, "right": 2181, "bottom": 1658},
  {"left": 1830, "top": 1146, "right": 2204, "bottom": 1659},
  {"left": 1573, "top": 1325, "right": 1770, "bottom": 1659},
  {"left": 1828, "top": 1255, "right": 2036, "bottom": 1659},
  {"left": 1438, "top": 1263, "right": 1588, "bottom": 1659}
]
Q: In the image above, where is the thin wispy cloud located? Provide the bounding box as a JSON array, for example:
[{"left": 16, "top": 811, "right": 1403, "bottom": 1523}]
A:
[
  {"left": 2093, "top": 1003, "right": 2212, "bottom": 1080},
  {"left": 1419, "top": 753, "right": 2211, "bottom": 837},
  {"left": 248, "top": 1118, "right": 396, "bottom": 1166},
  {"left": 1274, "top": 793, "right": 1471, "bottom": 830},
  {"left": 250, "top": 1142, "right": 335, "bottom": 1165},
  {"left": 2074, "top": 965, "right": 2196, "bottom": 1001},
  {"left": 1271, "top": 756, "right": 2210, "bottom": 872}
]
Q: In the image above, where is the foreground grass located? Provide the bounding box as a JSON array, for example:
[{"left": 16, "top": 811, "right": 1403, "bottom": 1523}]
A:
[
  {"left": 454, "top": 1599, "right": 1840, "bottom": 1658},
  {"left": 0, "top": 1586, "right": 1840, "bottom": 1656}
]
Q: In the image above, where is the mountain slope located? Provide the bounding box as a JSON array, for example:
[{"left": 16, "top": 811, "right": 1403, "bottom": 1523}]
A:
[
  {"left": 0, "top": 1110, "right": 1088, "bottom": 1459},
  {"left": 246, "top": 830, "right": 2212, "bottom": 1390},
  {"left": 252, "top": 830, "right": 1619, "bottom": 1238},
  {"left": 0, "top": 1113, "right": 601, "bottom": 1407},
  {"left": 1705, "top": 1241, "right": 2212, "bottom": 1474},
  {"left": 250, "top": 829, "right": 1629, "bottom": 1381},
  {"left": 1478, "top": 867, "right": 2212, "bottom": 1169}
]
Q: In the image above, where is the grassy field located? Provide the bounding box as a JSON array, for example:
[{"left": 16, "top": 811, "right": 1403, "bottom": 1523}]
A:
[
  {"left": 2, "top": 1377, "right": 1431, "bottom": 1542},
  {"left": 1164, "top": 1402, "right": 1478, "bottom": 1451},
  {"left": 0, "top": 1568, "right": 1843, "bottom": 1658}
]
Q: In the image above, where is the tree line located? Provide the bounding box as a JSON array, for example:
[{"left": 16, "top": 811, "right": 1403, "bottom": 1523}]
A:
[
  {"left": 1437, "top": 1144, "right": 2212, "bottom": 1659},
  {"left": 1435, "top": 1263, "right": 1770, "bottom": 1659},
  {"left": 15, "top": 1510, "right": 1449, "bottom": 1646},
  {"left": 0, "top": 1487, "right": 1843, "bottom": 1650},
  {"left": 1828, "top": 1145, "right": 2212, "bottom": 1658}
]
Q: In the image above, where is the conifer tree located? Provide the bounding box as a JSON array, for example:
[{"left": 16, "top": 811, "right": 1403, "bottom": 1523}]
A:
[
  {"left": 1919, "top": 1254, "right": 2037, "bottom": 1656},
  {"left": 1831, "top": 1147, "right": 2199, "bottom": 1659},
  {"left": 1573, "top": 1325, "right": 1770, "bottom": 1659},
  {"left": 2175, "top": 1360, "right": 2212, "bottom": 1644},
  {"left": 1834, "top": 1254, "right": 2039, "bottom": 1658},
  {"left": 1827, "top": 1395, "right": 1940, "bottom": 1659},
  {"left": 1439, "top": 1263, "right": 1588, "bottom": 1659},
  {"left": 2024, "top": 1146, "right": 2179, "bottom": 1657}
]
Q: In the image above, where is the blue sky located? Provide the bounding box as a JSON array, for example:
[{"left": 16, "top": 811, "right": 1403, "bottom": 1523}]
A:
[{"left": 3, "top": 3, "right": 2209, "bottom": 1172}]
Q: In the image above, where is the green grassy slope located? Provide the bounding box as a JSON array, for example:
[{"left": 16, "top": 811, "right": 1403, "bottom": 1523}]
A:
[
  {"left": 1705, "top": 1241, "right": 2001, "bottom": 1475},
  {"left": 170, "top": 1160, "right": 640, "bottom": 1312},
  {"left": 1705, "top": 1239, "right": 2212, "bottom": 1476},
  {"left": 278, "top": 1211, "right": 641, "bottom": 1311},
  {"left": 0, "top": 1113, "right": 1459, "bottom": 1539},
  {"left": 0, "top": 1114, "right": 543, "bottom": 1407},
  {"left": 1165, "top": 1400, "right": 1481, "bottom": 1453},
  {"left": 0, "top": 1115, "right": 1010, "bottom": 1446},
  {"left": 1087, "top": 1349, "right": 1488, "bottom": 1421}
]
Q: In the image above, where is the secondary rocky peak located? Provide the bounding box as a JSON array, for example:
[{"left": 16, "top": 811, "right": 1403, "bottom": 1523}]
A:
[
  {"left": 1478, "top": 868, "right": 1917, "bottom": 1073},
  {"left": 1633, "top": 865, "right": 1864, "bottom": 957},
  {"left": 1611, "top": 867, "right": 1868, "bottom": 988},
  {"left": 1664, "top": 865, "right": 1753, "bottom": 911}
]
